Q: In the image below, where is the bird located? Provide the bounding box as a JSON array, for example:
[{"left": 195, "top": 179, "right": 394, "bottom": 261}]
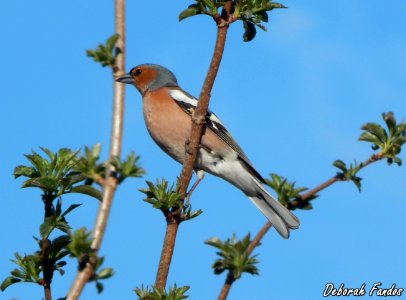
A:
[{"left": 116, "top": 64, "right": 299, "bottom": 238}]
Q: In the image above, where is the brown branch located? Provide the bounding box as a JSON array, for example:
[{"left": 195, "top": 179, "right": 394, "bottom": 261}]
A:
[
  {"left": 217, "top": 222, "right": 272, "bottom": 300},
  {"left": 218, "top": 273, "right": 235, "bottom": 300},
  {"left": 246, "top": 222, "right": 272, "bottom": 256},
  {"left": 66, "top": 1, "right": 126, "bottom": 299},
  {"left": 41, "top": 194, "right": 54, "bottom": 300},
  {"left": 217, "top": 152, "right": 386, "bottom": 300},
  {"left": 154, "top": 217, "right": 180, "bottom": 288},
  {"left": 41, "top": 237, "right": 52, "bottom": 300},
  {"left": 291, "top": 152, "right": 384, "bottom": 206},
  {"left": 154, "top": 2, "right": 232, "bottom": 290}
]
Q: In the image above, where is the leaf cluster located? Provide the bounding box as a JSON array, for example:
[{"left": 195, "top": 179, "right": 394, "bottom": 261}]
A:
[
  {"left": 234, "top": 0, "right": 286, "bottom": 41},
  {"left": 111, "top": 151, "right": 145, "bottom": 184},
  {"left": 66, "top": 227, "right": 94, "bottom": 270},
  {"left": 3, "top": 147, "right": 120, "bottom": 294},
  {"left": 265, "top": 173, "right": 315, "bottom": 210},
  {"left": 140, "top": 179, "right": 202, "bottom": 221},
  {"left": 332, "top": 160, "right": 363, "bottom": 191},
  {"left": 14, "top": 147, "right": 101, "bottom": 201},
  {"left": 1, "top": 253, "right": 41, "bottom": 291},
  {"left": 134, "top": 284, "right": 190, "bottom": 300},
  {"left": 74, "top": 144, "right": 105, "bottom": 186},
  {"left": 179, "top": 0, "right": 286, "bottom": 41},
  {"left": 86, "top": 33, "right": 120, "bottom": 69},
  {"left": 75, "top": 144, "right": 145, "bottom": 188},
  {"left": 205, "top": 234, "right": 259, "bottom": 280},
  {"left": 359, "top": 111, "right": 406, "bottom": 166},
  {"left": 1, "top": 235, "right": 70, "bottom": 291},
  {"left": 89, "top": 257, "right": 114, "bottom": 294},
  {"left": 66, "top": 228, "right": 114, "bottom": 294},
  {"left": 40, "top": 199, "right": 81, "bottom": 238}
]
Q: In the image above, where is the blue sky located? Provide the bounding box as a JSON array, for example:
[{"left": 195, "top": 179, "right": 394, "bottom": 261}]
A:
[{"left": 1, "top": 1, "right": 405, "bottom": 299}]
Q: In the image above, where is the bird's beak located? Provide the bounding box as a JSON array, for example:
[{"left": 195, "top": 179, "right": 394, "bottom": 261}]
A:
[{"left": 116, "top": 73, "right": 133, "bottom": 84}]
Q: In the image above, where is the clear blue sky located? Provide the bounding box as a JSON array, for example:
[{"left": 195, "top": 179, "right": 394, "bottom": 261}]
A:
[{"left": 1, "top": 1, "right": 405, "bottom": 299}]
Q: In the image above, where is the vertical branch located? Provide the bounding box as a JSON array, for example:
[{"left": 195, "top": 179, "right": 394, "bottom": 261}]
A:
[
  {"left": 66, "top": 0, "right": 125, "bottom": 299},
  {"left": 154, "top": 219, "right": 180, "bottom": 289},
  {"left": 91, "top": 0, "right": 126, "bottom": 252},
  {"left": 42, "top": 194, "right": 55, "bottom": 300},
  {"left": 42, "top": 237, "right": 52, "bottom": 300},
  {"left": 154, "top": 2, "right": 232, "bottom": 290},
  {"left": 178, "top": 8, "right": 230, "bottom": 199}
]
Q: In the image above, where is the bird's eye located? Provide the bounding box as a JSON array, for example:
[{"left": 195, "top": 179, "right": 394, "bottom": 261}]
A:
[{"left": 134, "top": 68, "right": 142, "bottom": 76}]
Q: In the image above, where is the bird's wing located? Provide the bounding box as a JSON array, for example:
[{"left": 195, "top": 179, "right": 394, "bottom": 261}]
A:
[{"left": 168, "top": 88, "right": 265, "bottom": 183}]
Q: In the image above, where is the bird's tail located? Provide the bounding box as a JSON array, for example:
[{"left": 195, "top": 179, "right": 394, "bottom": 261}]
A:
[{"left": 248, "top": 183, "right": 299, "bottom": 238}]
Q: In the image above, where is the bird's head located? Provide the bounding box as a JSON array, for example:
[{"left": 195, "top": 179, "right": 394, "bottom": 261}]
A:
[{"left": 116, "top": 64, "right": 178, "bottom": 95}]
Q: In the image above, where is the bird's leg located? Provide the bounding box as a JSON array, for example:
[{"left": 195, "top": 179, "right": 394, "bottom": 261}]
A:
[{"left": 184, "top": 170, "right": 205, "bottom": 207}]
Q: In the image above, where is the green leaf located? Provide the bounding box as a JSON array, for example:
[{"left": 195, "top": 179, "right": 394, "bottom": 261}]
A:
[
  {"left": 50, "top": 235, "right": 71, "bottom": 257},
  {"left": 266, "top": 2, "right": 287, "bottom": 10},
  {"left": 61, "top": 203, "right": 82, "bottom": 217},
  {"left": 106, "top": 33, "right": 119, "bottom": 51},
  {"left": 70, "top": 185, "right": 102, "bottom": 201},
  {"left": 24, "top": 152, "right": 47, "bottom": 175},
  {"left": 359, "top": 123, "right": 387, "bottom": 144},
  {"left": 243, "top": 21, "right": 256, "bottom": 42},
  {"left": 332, "top": 160, "right": 347, "bottom": 172},
  {"left": 96, "top": 281, "right": 104, "bottom": 294},
  {"left": 257, "top": 11, "right": 268, "bottom": 22},
  {"left": 14, "top": 165, "right": 38, "bottom": 179},
  {"left": 22, "top": 177, "right": 59, "bottom": 192},
  {"left": 383, "top": 111, "right": 396, "bottom": 135},
  {"left": 1, "top": 276, "right": 22, "bottom": 291},
  {"left": 179, "top": 4, "right": 201, "bottom": 21},
  {"left": 97, "top": 268, "right": 114, "bottom": 280},
  {"left": 201, "top": 0, "right": 216, "bottom": 13},
  {"left": 40, "top": 217, "right": 54, "bottom": 238}
]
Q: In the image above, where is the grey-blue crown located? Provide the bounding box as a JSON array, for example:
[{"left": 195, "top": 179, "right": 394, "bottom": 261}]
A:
[{"left": 142, "top": 64, "right": 179, "bottom": 90}]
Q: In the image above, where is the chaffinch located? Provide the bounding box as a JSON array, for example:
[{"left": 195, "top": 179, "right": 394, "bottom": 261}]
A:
[{"left": 117, "top": 64, "right": 299, "bottom": 238}]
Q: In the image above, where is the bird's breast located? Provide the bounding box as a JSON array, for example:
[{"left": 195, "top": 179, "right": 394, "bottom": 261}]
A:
[
  {"left": 142, "top": 88, "right": 192, "bottom": 163},
  {"left": 142, "top": 88, "right": 238, "bottom": 178}
]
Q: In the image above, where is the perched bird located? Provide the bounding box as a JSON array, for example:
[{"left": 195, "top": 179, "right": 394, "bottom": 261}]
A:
[{"left": 117, "top": 64, "right": 299, "bottom": 238}]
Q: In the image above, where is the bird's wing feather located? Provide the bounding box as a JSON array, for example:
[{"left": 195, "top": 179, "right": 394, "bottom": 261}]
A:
[{"left": 168, "top": 88, "right": 265, "bottom": 183}]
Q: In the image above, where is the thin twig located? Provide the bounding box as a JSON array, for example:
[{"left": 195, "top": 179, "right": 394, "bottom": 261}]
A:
[
  {"left": 217, "top": 152, "right": 385, "bottom": 299},
  {"left": 66, "top": 1, "right": 125, "bottom": 298},
  {"left": 246, "top": 222, "right": 272, "bottom": 256},
  {"left": 291, "top": 152, "right": 384, "bottom": 206},
  {"left": 154, "top": 2, "right": 232, "bottom": 290}
]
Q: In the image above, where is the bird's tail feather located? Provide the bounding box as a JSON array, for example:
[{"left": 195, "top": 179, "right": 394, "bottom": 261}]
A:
[{"left": 248, "top": 182, "right": 300, "bottom": 239}]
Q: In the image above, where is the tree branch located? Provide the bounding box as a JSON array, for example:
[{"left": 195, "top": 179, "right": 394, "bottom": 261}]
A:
[
  {"left": 154, "top": 2, "right": 232, "bottom": 290},
  {"left": 217, "top": 272, "right": 235, "bottom": 300},
  {"left": 41, "top": 194, "right": 54, "bottom": 300},
  {"left": 217, "top": 152, "right": 385, "bottom": 299},
  {"left": 290, "top": 152, "right": 384, "bottom": 207},
  {"left": 66, "top": 0, "right": 125, "bottom": 298}
]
